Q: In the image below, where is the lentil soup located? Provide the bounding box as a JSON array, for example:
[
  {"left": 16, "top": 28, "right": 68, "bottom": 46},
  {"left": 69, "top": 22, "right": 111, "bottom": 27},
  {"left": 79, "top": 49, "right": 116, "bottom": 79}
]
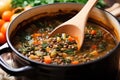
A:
[{"left": 13, "top": 12, "right": 116, "bottom": 65}]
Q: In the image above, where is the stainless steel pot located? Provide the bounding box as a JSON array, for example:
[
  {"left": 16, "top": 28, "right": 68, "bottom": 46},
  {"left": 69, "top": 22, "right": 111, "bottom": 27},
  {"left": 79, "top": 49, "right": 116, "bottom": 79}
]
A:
[{"left": 0, "top": 3, "right": 120, "bottom": 80}]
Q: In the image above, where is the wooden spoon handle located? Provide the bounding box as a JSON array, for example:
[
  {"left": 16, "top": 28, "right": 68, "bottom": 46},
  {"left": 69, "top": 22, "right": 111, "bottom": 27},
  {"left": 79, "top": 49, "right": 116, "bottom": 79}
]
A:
[
  {"left": 75, "top": 0, "right": 98, "bottom": 19},
  {"left": 70, "top": 0, "right": 98, "bottom": 28}
]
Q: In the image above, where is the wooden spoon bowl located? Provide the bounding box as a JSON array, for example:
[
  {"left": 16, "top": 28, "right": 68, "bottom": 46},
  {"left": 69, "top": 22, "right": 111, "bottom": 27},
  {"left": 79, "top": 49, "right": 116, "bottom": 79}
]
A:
[{"left": 49, "top": 0, "right": 98, "bottom": 50}]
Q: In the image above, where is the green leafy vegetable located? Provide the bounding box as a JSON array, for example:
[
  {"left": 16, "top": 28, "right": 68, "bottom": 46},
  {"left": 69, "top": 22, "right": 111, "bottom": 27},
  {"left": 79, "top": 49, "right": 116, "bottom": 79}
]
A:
[
  {"left": 11, "top": 0, "right": 106, "bottom": 8},
  {"left": 64, "top": 49, "right": 75, "bottom": 54},
  {"left": 42, "top": 42, "right": 48, "bottom": 49}
]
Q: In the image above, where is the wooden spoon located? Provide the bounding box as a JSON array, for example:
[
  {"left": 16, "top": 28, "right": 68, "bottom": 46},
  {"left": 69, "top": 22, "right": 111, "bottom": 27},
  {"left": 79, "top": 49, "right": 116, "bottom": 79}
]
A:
[{"left": 49, "top": 0, "right": 98, "bottom": 50}]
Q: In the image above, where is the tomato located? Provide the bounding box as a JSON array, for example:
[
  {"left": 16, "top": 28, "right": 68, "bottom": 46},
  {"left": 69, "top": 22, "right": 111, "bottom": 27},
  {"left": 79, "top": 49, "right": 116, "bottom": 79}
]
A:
[
  {"left": 2, "top": 10, "right": 13, "bottom": 21},
  {"left": 0, "top": 0, "right": 12, "bottom": 16},
  {"left": 0, "top": 32, "right": 6, "bottom": 44},
  {"left": 0, "top": 19, "right": 5, "bottom": 28},
  {"left": 1, "top": 22, "right": 9, "bottom": 35}
]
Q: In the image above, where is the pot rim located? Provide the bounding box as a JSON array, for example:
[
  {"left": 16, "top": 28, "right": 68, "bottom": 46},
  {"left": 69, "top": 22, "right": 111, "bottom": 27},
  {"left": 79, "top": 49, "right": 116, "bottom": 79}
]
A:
[{"left": 7, "top": 3, "right": 120, "bottom": 68}]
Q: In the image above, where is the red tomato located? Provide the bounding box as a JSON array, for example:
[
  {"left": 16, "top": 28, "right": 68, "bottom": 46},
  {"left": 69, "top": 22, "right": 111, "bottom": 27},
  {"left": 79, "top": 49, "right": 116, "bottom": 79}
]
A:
[
  {"left": 0, "top": 19, "right": 5, "bottom": 28},
  {"left": 2, "top": 10, "right": 13, "bottom": 21},
  {"left": 0, "top": 32, "right": 6, "bottom": 44},
  {"left": 1, "top": 22, "right": 9, "bottom": 35}
]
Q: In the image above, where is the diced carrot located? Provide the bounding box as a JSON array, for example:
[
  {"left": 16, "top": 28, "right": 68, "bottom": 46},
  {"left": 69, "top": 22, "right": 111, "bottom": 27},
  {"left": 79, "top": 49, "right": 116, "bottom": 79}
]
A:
[
  {"left": 90, "top": 30, "right": 96, "bottom": 35},
  {"left": 68, "top": 36, "right": 75, "bottom": 42},
  {"left": 32, "top": 33, "right": 41, "bottom": 38},
  {"left": 91, "top": 45, "right": 97, "bottom": 49},
  {"left": 44, "top": 56, "right": 52, "bottom": 64},
  {"left": 33, "top": 40, "right": 37, "bottom": 45},
  {"left": 71, "top": 60, "right": 79, "bottom": 65},
  {"left": 33, "top": 40, "right": 41, "bottom": 45}
]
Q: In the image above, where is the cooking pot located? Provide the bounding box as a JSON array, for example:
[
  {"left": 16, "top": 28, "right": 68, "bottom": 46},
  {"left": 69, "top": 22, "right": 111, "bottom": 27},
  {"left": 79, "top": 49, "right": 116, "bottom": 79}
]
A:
[{"left": 0, "top": 3, "right": 120, "bottom": 80}]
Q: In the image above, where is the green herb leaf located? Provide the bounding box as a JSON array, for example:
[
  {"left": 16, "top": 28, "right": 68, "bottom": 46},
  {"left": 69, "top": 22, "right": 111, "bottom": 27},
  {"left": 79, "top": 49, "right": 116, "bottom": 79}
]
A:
[
  {"left": 64, "top": 49, "right": 74, "bottom": 54},
  {"left": 42, "top": 42, "right": 48, "bottom": 49},
  {"left": 11, "top": 0, "right": 106, "bottom": 8}
]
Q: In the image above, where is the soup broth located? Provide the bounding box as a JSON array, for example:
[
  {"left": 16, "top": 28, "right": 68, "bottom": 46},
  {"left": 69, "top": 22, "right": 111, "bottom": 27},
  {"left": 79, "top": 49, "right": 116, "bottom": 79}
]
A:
[{"left": 13, "top": 13, "right": 116, "bottom": 65}]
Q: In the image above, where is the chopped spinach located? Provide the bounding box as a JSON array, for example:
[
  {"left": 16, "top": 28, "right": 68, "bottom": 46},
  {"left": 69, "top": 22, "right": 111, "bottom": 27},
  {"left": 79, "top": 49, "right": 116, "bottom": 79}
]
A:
[
  {"left": 64, "top": 49, "right": 74, "bottom": 54},
  {"left": 42, "top": 42, "right": 48, "bottom": 49},
  {"left": 98, "top": 41, "right": 107, "bottom": 51}
]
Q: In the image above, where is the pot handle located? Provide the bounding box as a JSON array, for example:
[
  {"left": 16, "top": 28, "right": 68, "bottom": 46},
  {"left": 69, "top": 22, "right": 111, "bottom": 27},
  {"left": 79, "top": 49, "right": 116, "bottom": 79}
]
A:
[
  {"left": 105, "top": 3, "right": 120, "bottom": 17},
  {"left": 0, "top": 43, "right": 33, "bottom": 76}
]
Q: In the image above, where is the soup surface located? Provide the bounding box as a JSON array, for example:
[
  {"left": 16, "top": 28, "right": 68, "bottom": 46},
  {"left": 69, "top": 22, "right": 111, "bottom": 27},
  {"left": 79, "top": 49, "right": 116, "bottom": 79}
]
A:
[{"left": 13, "top": 13, "right": 116, "bottom": 65}]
